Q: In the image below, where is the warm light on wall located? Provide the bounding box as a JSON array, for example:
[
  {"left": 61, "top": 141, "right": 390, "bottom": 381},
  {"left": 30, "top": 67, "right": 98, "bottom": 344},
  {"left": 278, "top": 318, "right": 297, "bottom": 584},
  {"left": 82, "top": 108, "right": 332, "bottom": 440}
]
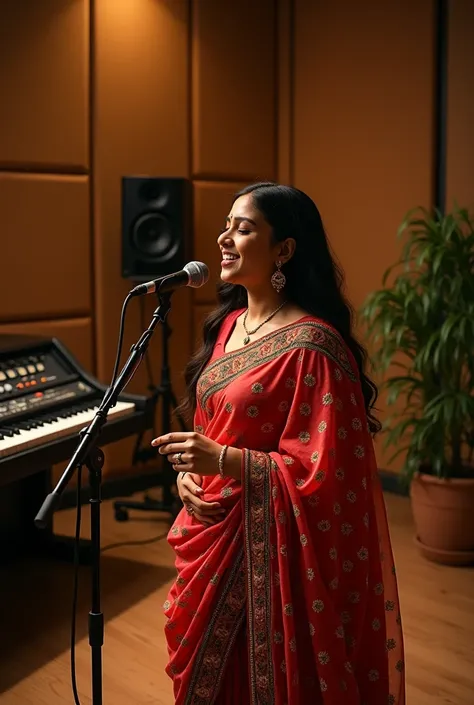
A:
[
  {"left": 99, "top": 0, "right": 180, "bottom": 37},
  {"left": 95, "top": 0, "right": 188, "bottom": 127}
]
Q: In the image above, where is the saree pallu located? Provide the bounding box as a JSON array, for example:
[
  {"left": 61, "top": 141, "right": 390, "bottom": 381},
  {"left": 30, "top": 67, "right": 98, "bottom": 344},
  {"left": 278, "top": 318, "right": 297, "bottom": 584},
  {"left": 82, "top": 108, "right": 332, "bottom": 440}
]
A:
[{"left": 164, "top": 311, "right": 405, "bottom": 705}]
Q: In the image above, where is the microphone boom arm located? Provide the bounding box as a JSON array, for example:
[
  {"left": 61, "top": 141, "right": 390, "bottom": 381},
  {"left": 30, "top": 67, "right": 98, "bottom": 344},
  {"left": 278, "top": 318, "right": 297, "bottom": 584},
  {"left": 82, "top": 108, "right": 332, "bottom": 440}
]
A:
[{"left": 35, "top": 291, "right": 173, "bottom": 526}]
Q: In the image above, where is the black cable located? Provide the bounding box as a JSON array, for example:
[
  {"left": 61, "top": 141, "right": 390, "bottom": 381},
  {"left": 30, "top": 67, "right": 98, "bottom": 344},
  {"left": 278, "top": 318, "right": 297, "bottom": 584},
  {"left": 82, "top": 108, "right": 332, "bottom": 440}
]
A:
[
  {"left": 131, "top": 297, "right": 160, "bottom": 465},
  {"left": 71, "top": 465, "right": 83, "bottom": 705},
  {"left": 110, "top": 292, "right": 134, "bottom": 389},
  {"left": 100, "top": 531, "right": 169, "bottom": 554},
  {"left": 139, "top": 295, "right": 156, "bottom": 393}
]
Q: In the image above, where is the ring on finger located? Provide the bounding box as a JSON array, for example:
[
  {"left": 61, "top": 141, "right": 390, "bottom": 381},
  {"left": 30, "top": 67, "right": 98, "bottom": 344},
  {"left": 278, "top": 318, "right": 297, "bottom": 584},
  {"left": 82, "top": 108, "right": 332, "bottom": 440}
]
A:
[
  {"left": 173, "top": 452, "right": 183, "bottom": 465},
  {"left": 185, "top": 504, "right": 194, "bottom": 515}
]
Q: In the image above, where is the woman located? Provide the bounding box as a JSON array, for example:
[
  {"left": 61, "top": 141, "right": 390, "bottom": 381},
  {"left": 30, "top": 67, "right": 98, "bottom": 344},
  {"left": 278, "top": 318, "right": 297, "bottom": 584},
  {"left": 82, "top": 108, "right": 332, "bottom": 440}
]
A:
[{"left": 152, "top": 182, "right": 405, "bottom": 704}]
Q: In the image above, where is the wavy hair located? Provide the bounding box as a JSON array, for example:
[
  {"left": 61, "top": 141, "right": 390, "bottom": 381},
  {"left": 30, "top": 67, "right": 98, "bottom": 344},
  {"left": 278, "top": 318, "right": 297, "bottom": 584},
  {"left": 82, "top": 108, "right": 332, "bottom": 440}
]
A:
[{"left": 180, "top": 182, "right": 381, "bottom": 435}]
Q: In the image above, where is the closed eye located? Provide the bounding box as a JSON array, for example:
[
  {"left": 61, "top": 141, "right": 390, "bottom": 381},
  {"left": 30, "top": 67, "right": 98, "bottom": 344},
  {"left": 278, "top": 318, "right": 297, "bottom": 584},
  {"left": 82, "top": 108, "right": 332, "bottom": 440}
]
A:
[{"left": 219, "top": 228, "right": 251, "bottom": 235}]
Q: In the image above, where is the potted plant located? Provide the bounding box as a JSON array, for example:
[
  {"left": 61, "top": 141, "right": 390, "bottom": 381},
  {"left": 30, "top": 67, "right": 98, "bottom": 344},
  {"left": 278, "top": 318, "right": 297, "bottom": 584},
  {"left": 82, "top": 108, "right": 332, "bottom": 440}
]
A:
[{"left": 359, "top": 206, "right": 474, "bottom": 565}]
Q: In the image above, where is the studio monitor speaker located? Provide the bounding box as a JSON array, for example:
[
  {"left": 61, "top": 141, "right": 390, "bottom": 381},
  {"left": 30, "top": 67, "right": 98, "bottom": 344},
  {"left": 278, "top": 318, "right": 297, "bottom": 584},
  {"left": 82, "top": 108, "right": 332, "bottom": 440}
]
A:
[{"left": 121, "top": 176, "right": 192, "bottom": 281}]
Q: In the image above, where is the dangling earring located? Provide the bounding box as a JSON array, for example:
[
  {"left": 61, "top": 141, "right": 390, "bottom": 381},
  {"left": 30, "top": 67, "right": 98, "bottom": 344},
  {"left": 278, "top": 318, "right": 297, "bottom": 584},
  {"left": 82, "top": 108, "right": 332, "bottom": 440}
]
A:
[{"left": 271, "top": 261, "right": 286, "bottom": 293}]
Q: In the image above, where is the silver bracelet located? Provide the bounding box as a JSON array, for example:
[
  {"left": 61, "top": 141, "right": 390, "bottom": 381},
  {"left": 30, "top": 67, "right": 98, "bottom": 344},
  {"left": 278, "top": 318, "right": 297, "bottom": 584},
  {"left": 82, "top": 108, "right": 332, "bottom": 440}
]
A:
[{"left": 218, "top": 445, "right": 228, "bottom": 479}]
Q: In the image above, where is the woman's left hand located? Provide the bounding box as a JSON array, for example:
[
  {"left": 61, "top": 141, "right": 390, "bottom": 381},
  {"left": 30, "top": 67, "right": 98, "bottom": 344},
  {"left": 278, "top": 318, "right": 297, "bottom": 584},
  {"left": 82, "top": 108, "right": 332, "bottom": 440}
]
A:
[{"left": 151, "top": 432, "right": 222, "bottom": 476}]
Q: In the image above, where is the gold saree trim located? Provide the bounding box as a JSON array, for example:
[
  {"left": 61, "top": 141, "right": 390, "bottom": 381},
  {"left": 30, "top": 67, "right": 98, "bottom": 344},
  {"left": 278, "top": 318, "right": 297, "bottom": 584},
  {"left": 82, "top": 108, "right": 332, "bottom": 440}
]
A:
[
  {"left": 185, "top": 548, "right": 246, "bottom": 705},
  {"left": 198, "top": 321, "right": 357, "bottom": 410},
  {"left": 244, "top": 449, "right": 275, "bottom": 705}
]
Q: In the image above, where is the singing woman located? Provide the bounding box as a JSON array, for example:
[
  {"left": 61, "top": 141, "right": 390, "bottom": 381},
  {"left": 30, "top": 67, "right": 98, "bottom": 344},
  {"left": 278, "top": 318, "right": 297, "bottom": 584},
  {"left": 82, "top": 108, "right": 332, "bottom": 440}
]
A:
[{"left": 152, "top": 182, "right": 405, "bottom": 705}]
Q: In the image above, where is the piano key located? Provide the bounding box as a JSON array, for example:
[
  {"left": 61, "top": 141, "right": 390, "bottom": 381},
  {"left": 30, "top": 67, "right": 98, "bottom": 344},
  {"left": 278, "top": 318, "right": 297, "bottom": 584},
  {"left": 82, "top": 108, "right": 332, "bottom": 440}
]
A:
[{"left": 0, "top": 400, "right": 136, "bottom": 459}]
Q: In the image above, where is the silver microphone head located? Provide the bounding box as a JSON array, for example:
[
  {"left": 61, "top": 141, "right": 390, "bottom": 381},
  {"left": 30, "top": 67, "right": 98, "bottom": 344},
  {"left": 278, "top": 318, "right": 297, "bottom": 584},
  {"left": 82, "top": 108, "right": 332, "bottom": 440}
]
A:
[{"left": 183, "top": 261, "right": 209, "bottom": 288}]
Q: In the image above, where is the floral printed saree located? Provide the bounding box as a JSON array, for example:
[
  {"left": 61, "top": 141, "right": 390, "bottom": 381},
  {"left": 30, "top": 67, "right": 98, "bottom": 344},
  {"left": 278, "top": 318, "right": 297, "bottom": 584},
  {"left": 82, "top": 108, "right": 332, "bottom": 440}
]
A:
[{"left": 164, "top": 310, "right": 405, "bottom": 705}]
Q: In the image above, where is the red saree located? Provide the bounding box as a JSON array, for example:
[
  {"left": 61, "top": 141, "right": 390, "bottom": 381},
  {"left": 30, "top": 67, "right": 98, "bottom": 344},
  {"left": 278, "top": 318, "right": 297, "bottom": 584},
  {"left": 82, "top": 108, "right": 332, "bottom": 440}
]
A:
[{"left": 164, "top": 311, "right": 405, "bottom": 705}]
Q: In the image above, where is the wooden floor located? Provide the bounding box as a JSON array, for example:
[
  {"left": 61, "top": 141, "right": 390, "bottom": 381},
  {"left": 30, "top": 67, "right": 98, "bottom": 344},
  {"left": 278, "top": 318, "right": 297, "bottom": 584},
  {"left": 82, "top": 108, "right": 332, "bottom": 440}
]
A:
[{"left": 0, "top": 491, "right": 473, "bottom": 704}]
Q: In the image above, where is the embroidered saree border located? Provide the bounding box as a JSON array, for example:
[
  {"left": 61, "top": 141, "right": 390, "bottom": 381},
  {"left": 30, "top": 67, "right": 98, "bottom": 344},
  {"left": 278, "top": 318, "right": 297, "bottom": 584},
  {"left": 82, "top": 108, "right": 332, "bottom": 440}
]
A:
[
  {"left": 244, "top": 449, "right": 275, "bottom": 705},
  {"left": 198, "top": 321, "right": 357, "bottom": 409},
  {"left": 185, "top": 548, "right": 246, "bottom": 705}
]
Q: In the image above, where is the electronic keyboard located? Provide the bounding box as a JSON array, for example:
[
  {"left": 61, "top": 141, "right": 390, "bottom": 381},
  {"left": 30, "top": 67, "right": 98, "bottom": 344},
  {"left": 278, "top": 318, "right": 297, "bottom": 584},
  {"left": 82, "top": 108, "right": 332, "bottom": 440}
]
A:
[
  {"left": 0, "top": 334, "right": 152, "bottom": 486},
  {"left": 0, "top": 334, "right": 153, "bottom": 562}
]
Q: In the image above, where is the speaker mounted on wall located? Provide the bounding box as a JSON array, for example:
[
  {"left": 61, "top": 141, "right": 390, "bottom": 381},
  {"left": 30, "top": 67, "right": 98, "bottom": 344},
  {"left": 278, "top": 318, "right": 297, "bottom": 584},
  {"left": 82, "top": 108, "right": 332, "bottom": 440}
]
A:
[{"left": 121, "top": 176, "right": 192, "bottom": 282}]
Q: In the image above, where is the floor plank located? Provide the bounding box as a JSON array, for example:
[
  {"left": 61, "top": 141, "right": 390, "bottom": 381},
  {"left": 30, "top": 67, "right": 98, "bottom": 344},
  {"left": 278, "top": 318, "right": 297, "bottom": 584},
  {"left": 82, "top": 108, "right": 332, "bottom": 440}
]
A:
[{"left": 0, "top": 492, "right": 472, "bottom": 704}]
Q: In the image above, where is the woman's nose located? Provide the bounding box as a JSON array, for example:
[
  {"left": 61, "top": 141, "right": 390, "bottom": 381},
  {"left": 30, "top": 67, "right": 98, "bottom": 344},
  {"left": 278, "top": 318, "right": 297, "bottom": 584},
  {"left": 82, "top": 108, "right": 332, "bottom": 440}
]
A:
[{"left": 217, "top": 230, "right": 233, "bottom": 247}]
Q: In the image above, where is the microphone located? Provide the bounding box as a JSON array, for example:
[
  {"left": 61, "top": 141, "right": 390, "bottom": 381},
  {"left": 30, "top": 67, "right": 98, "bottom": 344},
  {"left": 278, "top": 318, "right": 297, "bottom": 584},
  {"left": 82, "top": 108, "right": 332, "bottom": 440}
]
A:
[{"left": 129, "top": 261, "right": 209, "bottom": 297}]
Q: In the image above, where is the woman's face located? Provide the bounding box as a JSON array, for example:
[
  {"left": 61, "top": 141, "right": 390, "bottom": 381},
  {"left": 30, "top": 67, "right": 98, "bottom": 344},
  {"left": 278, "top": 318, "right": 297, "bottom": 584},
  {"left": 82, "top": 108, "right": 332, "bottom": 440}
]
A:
[{"left": 217, "top": 194, "right": 281, "bottom": 289}]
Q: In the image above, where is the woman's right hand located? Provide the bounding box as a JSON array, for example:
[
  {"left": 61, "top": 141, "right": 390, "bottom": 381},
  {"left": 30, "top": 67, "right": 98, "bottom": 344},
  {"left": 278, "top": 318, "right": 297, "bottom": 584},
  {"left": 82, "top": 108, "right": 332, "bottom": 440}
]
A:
[{"left": 177, "top": 472, "right": 226, "bottom": 526}]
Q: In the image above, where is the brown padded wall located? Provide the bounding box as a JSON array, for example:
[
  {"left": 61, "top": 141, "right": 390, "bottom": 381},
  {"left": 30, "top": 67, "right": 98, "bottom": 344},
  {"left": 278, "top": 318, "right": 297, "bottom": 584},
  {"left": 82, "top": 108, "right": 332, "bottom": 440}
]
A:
[
  {"left": 5, "top": 0, "right": 469, "bottom": 482},
  {"left": 192, "top": 0, "right": 277, "bottom": 181},
  {"left": 92, "top": 0, "right": 191, "bottom": 474},
  {"left": 0, "top": 0, "right": 279, "bottom": 479},
  {"left": 292, "top": 0, "right": 435, "bottom": 472},
  {"left": 0, "top": 0, "right": 93, "bottom": 483},
  {"left": 0, "top": 0, "right": 89, "bottom": 170},
  {"left": 277, "top": 0, "right": 293, "bottom": 185},
  {"left": 0, "top": 174, "right": 91, "bottom": 322}
]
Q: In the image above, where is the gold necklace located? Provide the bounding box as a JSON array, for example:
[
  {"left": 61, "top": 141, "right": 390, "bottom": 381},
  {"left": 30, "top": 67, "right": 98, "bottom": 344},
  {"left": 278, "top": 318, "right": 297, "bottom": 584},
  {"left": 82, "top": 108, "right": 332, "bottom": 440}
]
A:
[{"left": 242, "top": 301, "right": 288, "bottom": 345}]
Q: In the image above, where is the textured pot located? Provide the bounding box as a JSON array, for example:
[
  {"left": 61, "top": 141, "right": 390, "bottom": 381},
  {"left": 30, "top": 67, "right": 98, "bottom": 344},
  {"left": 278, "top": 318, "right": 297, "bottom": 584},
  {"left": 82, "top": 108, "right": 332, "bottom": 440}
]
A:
[{"left": 410, "top": 471, "right": 474, "bottom": 565}]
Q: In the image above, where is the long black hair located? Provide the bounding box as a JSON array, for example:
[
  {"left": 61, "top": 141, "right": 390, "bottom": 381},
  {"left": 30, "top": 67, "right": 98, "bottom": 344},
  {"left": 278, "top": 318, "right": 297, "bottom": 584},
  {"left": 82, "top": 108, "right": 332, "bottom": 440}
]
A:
[{"left": 181, "top": 182, "right": 381, "bottom": 434}]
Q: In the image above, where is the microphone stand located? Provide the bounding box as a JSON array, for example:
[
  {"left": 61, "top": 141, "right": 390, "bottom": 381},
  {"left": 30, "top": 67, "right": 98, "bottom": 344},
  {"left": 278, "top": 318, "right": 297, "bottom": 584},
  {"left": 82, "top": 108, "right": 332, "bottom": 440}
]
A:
[{"left": 34, "top": 290, "right": 175, "bottom": 705}]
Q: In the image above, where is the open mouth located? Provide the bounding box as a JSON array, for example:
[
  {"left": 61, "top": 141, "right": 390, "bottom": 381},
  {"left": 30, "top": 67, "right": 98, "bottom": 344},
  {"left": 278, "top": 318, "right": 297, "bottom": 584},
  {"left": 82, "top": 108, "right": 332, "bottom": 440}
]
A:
[{"left": 221, "top": 254, "right": 240, "bottom": 266}]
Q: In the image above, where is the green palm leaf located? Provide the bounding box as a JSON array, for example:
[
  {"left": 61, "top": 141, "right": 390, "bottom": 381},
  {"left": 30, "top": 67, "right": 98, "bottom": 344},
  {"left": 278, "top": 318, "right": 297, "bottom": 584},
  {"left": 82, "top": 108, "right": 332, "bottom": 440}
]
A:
[{"left": 359, "top": 205, "right": 474, "bottom": 482}]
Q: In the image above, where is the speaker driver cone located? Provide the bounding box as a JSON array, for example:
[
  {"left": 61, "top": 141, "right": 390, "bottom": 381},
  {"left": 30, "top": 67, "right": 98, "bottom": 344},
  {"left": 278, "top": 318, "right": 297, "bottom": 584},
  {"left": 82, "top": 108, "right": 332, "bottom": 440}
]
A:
[{"left": 132, "top": 213, "right": 178, "bottom": 260}]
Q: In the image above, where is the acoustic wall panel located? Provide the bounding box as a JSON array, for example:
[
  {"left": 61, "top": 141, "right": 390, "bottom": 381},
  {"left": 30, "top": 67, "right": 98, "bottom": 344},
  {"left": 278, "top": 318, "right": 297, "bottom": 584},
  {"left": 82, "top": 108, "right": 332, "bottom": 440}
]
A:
[
  {"left": 0, "top": 0, "right": 89, "bottom": 170},
  {"left": 93, "top": 0, "right": 191, "bottom": 474},
  {"left": 277, "top": 0, "right": 293, "bottom": 185},
  {"left": 192, "top": 0, "right": 277, "bottom": 180},
  {"left": 292, "top": 0, "right": 435, "bottom": 473},
  {"left": 0, "top": 173, "right": 91, "bottom": 322},
  {"left": 293, "top": 0, "right": 435, "bottom": 308},
  {"left": 93, "top": 0, "right": 190, "bottom": 386}
]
